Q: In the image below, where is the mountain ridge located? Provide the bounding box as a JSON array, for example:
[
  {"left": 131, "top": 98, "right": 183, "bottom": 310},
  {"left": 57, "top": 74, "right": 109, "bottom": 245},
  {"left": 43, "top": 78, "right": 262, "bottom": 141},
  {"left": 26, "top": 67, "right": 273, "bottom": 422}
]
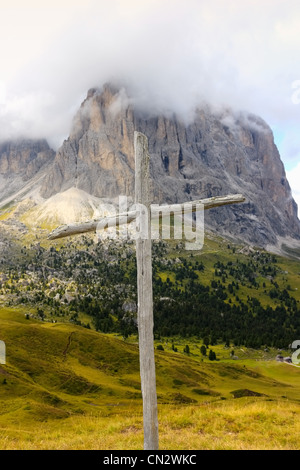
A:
[{"left": 0, "top": 83, "right": 299, "bottom": 253}]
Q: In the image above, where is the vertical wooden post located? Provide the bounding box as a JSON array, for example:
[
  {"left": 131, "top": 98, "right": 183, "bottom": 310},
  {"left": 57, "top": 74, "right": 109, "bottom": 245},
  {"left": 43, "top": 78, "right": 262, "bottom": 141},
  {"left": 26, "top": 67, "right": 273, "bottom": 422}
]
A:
[{"left": 134, "top": 131, "right": 159, "bottom": 450}]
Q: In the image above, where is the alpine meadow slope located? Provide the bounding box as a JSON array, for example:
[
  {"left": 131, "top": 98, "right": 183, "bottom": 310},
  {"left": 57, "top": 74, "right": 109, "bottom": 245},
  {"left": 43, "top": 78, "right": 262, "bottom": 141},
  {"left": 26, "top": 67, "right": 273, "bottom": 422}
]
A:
[{"left": 1, "top": 307, "right": 300, "bottom": 450}]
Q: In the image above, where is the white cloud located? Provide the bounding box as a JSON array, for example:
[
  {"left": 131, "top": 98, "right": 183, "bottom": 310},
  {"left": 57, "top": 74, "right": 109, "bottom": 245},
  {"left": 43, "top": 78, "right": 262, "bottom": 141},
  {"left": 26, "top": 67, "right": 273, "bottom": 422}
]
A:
[
  {"left": 287, "top": 163, "right": 300, "bottom": 215},
  {"left": 0, "top": 0, "right": 299, "bottom": 175},
  {"left": 0, "top": 82, "right": 6, "bottom": 105}
]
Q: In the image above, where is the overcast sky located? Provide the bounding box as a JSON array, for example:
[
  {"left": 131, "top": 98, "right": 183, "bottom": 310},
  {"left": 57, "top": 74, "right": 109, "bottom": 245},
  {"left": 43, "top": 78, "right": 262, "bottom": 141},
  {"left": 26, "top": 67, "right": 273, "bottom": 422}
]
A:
[{"left": 0, "top": 0, "right": 299, "bottom": 209}]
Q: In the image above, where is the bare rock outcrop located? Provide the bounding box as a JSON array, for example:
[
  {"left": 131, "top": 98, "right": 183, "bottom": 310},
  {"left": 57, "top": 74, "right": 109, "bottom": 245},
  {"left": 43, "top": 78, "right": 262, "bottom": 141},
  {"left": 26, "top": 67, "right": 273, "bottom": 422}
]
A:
[
  {"left": 0, "top": 139, "right": 55, "bottom": 204},
  {"left": 0, "top": 139, "right": 55, "bottom": 179},
  {"left": 40, "top": 84, "right": 300, "bottom": 247}
]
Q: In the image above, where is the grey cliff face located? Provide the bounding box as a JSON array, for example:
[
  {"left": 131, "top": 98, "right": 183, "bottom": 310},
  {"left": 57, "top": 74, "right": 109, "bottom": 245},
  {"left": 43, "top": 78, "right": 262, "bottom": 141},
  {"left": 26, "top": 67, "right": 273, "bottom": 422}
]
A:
[
  {"left": 40, "top": 84, "right": 300, "bottom": 247},
  {"left": 0, "top": 139, "right": 55, "bottom": 204},
  {"left": 0, "top": 139, "right": 55, "bottom": 179}
]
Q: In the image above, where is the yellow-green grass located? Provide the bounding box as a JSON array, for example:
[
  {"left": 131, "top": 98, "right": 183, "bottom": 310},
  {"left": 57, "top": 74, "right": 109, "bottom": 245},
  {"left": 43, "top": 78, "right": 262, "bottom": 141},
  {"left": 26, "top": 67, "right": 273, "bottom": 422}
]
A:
[
  {"left": 0, "top": 204, "right": 17, "bottom": 220},
  {"left": 0, "top": 307, "right": 300, "bottom": 450},
  {"left": 1, "top": 399, "right": 300, "bottom": 450}
]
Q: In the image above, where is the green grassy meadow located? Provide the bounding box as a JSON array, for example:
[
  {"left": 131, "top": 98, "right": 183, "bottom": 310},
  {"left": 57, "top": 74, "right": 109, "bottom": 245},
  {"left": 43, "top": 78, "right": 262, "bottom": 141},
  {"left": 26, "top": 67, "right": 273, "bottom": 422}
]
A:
[
  {"left": 0, "top": 307, "right": 300, "bottom": 450},
  {"left": 1, "top": 208, "right": 300, "bottom": 449}
]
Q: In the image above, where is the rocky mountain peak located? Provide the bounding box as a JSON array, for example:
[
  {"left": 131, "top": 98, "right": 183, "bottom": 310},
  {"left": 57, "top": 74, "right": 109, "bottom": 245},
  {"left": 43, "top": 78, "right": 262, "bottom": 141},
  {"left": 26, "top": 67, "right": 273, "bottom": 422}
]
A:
[
  {"left": 39, "top": 84, "right": 299, "bottom": 248},
  {"left": 1, "top": 84, "right": 299, "bottom": 252}
]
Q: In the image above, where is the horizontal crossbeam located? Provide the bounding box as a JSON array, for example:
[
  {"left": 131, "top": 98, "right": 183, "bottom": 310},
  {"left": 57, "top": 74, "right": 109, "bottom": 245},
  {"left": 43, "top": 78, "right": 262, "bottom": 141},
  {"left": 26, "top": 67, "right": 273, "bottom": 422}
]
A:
[{"left": 47, "top": 194, "right": 245, "bottom": 240}]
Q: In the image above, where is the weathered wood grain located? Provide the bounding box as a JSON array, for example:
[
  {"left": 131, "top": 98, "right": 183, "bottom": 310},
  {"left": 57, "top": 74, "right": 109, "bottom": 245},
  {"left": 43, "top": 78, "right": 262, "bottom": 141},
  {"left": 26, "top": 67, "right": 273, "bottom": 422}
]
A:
[
  {"left": 48, "top": 194, "right": 245, "bottom": 240},
  {"left": 134, "top": 131, "right": 159, "bottom": 450}
]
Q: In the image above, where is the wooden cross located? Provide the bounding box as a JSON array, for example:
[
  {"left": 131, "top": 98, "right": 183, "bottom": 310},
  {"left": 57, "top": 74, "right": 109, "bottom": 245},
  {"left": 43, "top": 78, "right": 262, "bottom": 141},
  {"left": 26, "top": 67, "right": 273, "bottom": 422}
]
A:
[{"left": 48, "top": 131, "right": 245, "bottom": 450}]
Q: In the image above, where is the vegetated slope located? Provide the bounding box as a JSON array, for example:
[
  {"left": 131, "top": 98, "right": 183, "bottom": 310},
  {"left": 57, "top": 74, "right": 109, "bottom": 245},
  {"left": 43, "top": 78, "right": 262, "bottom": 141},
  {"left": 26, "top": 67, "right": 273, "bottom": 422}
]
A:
[
  {"left": 0, "top": 220, "right": 299, "bottom": 349},
  {"left": 1, "top": 307, "right": 300, "bottom": 450}
]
